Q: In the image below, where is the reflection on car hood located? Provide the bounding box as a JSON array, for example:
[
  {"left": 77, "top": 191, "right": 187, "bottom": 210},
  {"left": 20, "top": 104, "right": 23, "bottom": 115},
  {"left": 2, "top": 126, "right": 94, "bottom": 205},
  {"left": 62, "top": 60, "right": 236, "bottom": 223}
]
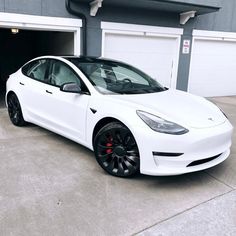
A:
[{"left": 110, "top": 89, "right": 226, "bottom": 128}]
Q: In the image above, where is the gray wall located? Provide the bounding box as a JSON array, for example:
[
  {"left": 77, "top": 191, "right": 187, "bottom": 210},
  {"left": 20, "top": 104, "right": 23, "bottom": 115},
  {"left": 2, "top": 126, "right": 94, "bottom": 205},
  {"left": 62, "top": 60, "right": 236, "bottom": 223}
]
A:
[
  {"left": 195, "top": 0, "right": 236, "bottom": 32},
  {"left": 0, "top": 0, "right": 71, "bottom": 17}
]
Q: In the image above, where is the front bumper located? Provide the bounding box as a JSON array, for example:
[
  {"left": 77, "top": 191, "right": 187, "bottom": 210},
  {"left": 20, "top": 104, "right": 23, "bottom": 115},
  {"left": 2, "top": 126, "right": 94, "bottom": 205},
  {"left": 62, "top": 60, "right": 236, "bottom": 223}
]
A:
[{"left": 133, "top": 120, "right": 233, "bottom": 176}]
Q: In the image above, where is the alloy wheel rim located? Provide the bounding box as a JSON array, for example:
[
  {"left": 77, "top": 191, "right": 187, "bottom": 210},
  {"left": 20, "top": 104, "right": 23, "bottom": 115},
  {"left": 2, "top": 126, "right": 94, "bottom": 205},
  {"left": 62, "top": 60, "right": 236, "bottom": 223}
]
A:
[{"left": 97, "top": 128, "right": 139, "bottom": 176}]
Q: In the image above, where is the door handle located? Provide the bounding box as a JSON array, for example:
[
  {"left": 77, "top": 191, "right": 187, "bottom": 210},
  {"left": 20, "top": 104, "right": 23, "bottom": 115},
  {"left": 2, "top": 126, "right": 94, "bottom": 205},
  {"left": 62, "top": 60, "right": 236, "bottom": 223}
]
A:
[
  {"left": 46, "top": 90, "right": 52, "bottom": 94},
  {"left": 19, "top": 82, "right": 25, "bottom": 85}
]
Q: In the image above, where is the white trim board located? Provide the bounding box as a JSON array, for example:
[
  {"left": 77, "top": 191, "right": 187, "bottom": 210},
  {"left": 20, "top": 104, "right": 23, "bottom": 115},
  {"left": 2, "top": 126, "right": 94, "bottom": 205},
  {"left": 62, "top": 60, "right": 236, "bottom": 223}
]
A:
[
  {"left": 0, "top": 12, "right": 82, "bottom": 30},
  {"left": 193, "top": 29, "right": 236, "bottom": 41},
  {"left": 0, "top": 12, "right": 82, "bottom": 55},
  {"left": 101, "top": 22, "right": 183, "bottom": 35}
]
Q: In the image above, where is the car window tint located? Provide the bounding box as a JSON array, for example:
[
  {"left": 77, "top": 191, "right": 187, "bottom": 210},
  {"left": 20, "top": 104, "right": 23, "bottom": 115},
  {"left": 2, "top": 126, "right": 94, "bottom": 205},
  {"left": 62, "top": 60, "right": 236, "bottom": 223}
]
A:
[
  {"left": 112, "top": 66, "right": 149, "bottom": 85},
  {"left": 25, "top": 59, "right": 48, "bottom": 81},
  {"left": 49, "top": 61, "right": 81, "bottom": 87}
]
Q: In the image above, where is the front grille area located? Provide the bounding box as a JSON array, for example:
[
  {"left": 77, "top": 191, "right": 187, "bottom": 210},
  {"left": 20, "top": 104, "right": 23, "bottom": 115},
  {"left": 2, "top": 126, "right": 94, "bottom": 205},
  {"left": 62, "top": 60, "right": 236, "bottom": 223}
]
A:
[{"left": 187, "top": 153, "right": 222, "bottom": 167}]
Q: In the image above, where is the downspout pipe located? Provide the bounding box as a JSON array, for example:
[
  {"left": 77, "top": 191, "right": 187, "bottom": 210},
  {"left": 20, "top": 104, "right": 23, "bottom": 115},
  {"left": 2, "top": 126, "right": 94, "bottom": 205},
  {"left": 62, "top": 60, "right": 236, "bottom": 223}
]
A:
[{"left": 66, "top": 0, "right": 87, "bottom": 56}]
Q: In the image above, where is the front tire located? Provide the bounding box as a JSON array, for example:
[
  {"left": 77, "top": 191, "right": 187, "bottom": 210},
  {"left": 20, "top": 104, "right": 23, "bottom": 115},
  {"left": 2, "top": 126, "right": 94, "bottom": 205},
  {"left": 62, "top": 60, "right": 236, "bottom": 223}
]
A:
[
  {"left": 94, "top": 122, "right": 140, "bottom": 177},
  {"left": 7, "top": 93, "right": 26, "bottom": 126}
]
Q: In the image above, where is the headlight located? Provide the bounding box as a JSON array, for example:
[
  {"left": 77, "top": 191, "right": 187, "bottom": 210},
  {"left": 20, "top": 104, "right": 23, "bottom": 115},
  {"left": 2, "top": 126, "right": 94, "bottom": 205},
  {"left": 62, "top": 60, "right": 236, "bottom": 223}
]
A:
[{"left": 137, "top": 110, "right": 189, "bottom": 135}]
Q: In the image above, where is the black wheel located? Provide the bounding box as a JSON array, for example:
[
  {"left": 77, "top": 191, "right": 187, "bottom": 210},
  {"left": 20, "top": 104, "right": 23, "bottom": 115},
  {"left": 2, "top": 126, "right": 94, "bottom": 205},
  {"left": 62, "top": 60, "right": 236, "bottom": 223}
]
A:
[
  {"left": 94, "top": 122, "right": 140, "bottom": 177},
  {"left": 7, "top": 93, "right": 26, "bottom": 126}
]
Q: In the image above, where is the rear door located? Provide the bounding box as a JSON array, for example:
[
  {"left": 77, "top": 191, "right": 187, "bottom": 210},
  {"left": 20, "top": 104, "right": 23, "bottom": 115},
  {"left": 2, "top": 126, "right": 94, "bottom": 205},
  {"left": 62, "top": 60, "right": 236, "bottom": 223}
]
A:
[{"left": 20, "top": 58, "right": 52, "bottom": 122}]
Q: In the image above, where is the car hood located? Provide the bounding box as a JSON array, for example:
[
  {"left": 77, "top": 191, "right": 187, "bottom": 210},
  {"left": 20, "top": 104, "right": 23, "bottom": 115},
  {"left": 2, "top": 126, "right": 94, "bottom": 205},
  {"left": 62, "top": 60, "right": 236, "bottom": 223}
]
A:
[{"left": 109, "top": 89, "right": 226, "bottom": 129}]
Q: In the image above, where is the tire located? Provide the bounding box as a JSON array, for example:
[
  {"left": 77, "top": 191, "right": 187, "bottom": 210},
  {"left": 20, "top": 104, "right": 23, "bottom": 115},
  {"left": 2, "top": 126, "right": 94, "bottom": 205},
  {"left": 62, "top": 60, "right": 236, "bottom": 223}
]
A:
[
  {"left": 94, "top": 122, "right": 140, "bottom": 177},
  {"left": 7, "top": 93, "right": 26, "bottom": 126}
]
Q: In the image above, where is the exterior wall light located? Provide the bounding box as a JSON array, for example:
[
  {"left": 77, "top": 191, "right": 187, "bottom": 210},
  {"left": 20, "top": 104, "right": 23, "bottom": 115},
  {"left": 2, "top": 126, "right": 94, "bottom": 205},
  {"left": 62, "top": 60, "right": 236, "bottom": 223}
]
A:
[{"left": 11, "top": 28, "right": 19, "bottom": 34}]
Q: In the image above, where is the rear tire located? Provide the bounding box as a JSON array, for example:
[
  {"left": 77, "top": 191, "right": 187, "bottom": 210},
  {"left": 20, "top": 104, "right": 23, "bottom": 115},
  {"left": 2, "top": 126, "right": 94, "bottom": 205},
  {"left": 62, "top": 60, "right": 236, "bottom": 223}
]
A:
[
  {"left": 7, "top": 93, "right": 26, "bottom": 126},
  {"left": 94, "top": 122, "right": 140, "bottom": 177}
]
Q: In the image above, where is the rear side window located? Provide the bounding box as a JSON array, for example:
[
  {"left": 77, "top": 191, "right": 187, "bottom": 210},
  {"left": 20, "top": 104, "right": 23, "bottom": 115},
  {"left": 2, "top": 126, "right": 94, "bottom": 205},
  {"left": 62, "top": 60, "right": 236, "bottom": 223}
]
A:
[{"left": 22, "top": 59, "right": 49, "bottom": 82}]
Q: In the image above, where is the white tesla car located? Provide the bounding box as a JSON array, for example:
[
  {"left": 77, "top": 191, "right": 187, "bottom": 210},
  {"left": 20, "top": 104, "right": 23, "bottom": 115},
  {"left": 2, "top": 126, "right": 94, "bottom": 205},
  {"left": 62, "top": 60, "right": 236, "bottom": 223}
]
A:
[{"left": 6, "top": 56, "right": 233, "bottom": 177}]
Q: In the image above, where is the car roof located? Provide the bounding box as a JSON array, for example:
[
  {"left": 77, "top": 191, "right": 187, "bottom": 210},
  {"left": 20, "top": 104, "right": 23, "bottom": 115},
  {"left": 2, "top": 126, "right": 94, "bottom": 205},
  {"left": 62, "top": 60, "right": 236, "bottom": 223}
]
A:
[
  {"left": 62, "top": 55, "right": 126, "bottom": 64},
  {"left": 26, "top": 55, "right": 131, "bottom": 68}
]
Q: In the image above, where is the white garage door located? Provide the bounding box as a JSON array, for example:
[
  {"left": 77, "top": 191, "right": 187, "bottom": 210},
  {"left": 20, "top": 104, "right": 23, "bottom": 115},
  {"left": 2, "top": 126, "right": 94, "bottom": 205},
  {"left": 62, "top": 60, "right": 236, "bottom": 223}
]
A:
[
  {"left": 189, "top": 38, "right": 236, "bottom": 97},
  {"left": 103, "top": 31, "right": 181, "bottom": 88}
]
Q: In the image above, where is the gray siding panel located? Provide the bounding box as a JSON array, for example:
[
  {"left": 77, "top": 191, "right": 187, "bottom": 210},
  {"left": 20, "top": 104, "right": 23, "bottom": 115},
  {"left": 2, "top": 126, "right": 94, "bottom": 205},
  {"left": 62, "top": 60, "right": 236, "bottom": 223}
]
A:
[
  {"left": 41, "top": 0, "right": 71, "bottom": 17},
  {"left": 87, "top": 27, "right": 102, "bottom": 57},
  {"left": 196, "top": 0, "right": 236, "bottom": 32},
  {"left": 176, "top": 19, "right": 194, "bottom": 91},
  {"left": 100, "top": 6, "right": 180, "bottom": 28},
  {"left": 5, "top": 0, "right": 42, "bottom": 15},
  {"left": 230, "top": 1, "right": 236, "bottom": 32},
  {"left": 0, "top": 1, "right": 4, "bottom": 12},
  {"left": 2, "top": 0, "right": 72, "bottom": 17}
]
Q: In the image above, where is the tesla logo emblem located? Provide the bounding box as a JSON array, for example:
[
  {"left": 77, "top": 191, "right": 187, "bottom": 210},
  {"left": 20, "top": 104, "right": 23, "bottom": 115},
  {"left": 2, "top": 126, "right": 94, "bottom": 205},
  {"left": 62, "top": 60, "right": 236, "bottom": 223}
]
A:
[{"left": 208, "top": 117, "right": 214, "bottom": 121}]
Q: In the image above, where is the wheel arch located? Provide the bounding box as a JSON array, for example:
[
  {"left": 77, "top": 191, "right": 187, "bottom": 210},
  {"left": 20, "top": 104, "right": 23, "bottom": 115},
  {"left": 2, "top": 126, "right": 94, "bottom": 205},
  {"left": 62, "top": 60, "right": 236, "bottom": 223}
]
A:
[
  {"left": 92, "top": 117, "right": 129, "bottom": 148},
  {"left": 6, "top": 90, "right": 27, "bottom": 123},
  {"left": 6, "top": 90, "right": 17, "bottom": 107},
  {"left": 6, "top": 90, "right": 26, "bottom": 126}
]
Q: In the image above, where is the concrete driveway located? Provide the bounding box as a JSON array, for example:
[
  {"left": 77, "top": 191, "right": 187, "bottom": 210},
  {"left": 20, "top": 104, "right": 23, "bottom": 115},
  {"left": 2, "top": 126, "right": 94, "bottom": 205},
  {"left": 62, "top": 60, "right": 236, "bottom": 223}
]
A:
[{"left": 0, "top": 96, "right": 235, "bottom": 236}]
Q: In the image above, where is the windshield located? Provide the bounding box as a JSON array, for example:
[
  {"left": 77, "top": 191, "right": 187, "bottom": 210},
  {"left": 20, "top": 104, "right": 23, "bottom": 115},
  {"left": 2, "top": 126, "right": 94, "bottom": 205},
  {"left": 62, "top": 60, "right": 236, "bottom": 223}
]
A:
[{"left": 67, "top": 58, "right": 165, "bottom": 95}]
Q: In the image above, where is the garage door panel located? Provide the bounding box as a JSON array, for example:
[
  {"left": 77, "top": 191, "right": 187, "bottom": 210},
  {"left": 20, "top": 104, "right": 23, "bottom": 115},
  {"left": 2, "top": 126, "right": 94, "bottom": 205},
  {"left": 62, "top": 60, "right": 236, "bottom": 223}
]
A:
[
  {"left": 189, "top": 39, "right": 236, "bottom": 97},
  {"left": 193, "top": 40, "right": 236, "bottom": 56},
  {"left": 105, "top": 34, "right": 176, "bottom": 53},
  {"left": 104, "top": 33, "right": 179, "bottom": 88},
  {"left": 104, "top": 50, "right": 173, "bottom": 86}
]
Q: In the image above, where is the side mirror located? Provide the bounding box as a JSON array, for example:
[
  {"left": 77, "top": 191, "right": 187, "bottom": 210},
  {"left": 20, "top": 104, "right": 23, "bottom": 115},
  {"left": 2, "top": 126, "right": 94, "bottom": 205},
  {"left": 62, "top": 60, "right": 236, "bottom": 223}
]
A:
[{"left": 60, "top": 83, "right": 81, "bottom": 93}]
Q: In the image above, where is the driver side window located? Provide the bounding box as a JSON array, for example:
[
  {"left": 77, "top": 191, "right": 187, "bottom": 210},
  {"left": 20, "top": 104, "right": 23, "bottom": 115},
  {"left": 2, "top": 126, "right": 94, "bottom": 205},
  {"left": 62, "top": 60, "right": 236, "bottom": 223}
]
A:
[{"left": 49, "top": 60, "right": 81, "bottom": 87}]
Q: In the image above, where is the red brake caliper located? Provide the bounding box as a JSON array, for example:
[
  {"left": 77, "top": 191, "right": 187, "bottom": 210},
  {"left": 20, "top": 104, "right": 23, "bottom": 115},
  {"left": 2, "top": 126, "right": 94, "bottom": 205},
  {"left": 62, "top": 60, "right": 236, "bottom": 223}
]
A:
[{"left": 106, "top": 137, "right": 113, "bottom": 154}]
